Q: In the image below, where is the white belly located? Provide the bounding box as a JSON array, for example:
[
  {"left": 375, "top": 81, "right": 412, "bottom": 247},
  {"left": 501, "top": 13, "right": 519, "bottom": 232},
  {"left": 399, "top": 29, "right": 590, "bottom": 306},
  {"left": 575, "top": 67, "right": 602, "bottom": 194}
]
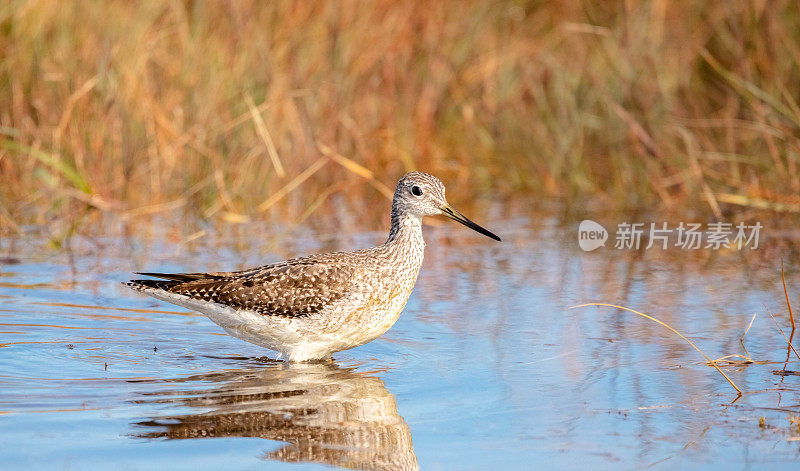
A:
[{"left": 146, "top": 282, "right": 415, "bottom": 361}]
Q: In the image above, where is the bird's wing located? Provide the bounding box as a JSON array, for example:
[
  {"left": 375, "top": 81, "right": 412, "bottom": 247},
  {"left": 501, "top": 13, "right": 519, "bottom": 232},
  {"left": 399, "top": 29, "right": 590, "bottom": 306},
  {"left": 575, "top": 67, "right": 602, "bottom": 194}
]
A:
[{"left": 129, "top": 256, "right": 359, "bottom": 317}]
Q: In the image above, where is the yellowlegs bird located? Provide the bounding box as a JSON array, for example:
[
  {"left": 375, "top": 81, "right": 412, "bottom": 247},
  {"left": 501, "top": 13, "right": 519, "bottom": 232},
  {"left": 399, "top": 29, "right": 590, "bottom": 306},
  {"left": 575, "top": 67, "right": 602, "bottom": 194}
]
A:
[{"left": 127, "top": 172, "right": 500, "bottom": 361}]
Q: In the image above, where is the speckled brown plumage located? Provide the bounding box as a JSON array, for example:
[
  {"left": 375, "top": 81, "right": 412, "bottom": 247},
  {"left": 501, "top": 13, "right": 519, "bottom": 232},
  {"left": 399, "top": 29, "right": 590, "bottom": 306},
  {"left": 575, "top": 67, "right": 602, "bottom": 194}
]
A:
[
  {"left": 132, "top": 256, "right": 358, "bottom": 317},
  {"left": 127, "top": 172, "right": 500, "bottom": 361}
]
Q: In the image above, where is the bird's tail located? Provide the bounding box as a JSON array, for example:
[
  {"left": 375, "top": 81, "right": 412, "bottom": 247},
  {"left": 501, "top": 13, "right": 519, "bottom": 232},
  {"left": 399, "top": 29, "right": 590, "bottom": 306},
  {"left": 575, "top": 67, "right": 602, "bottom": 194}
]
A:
[{"left": 125, "top": 278, "right": 179, "bottom": 292}]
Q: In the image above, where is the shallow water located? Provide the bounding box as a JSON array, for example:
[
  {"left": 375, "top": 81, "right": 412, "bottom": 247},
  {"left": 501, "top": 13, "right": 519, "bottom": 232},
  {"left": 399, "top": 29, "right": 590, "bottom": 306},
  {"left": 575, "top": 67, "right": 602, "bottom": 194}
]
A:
[{"left": 2, "top": 214, "right": 800, "bottom": 470}]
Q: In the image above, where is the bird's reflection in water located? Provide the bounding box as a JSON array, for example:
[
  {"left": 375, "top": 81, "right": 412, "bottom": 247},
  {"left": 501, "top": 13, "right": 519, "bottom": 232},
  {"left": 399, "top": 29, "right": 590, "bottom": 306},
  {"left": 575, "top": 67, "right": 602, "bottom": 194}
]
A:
[{"left": 132, "top": 360, "right": 418, "bottom": 471}]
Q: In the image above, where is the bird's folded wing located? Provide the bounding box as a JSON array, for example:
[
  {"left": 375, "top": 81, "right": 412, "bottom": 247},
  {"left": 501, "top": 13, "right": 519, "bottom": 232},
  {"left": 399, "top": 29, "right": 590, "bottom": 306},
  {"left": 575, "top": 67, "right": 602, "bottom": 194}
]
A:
[{"left": 131, "top": 258, "right": 358, "bottom": 317}]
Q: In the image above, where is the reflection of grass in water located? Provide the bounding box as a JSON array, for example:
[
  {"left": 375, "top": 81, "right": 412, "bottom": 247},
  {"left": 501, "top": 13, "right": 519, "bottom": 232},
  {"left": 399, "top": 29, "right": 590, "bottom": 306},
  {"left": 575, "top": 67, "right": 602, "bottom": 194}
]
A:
[
  {"left": 574, "top": 262, "right": 800, "bottom": 397},
  {"left": 757, "top": 414, "right": 800, "bottom": 442},
  {"left": 572, "top": 302, "right": 742, "bottom": 395},
  {"left": 3, "top": 2, "right": 800, "bottom": 231}
]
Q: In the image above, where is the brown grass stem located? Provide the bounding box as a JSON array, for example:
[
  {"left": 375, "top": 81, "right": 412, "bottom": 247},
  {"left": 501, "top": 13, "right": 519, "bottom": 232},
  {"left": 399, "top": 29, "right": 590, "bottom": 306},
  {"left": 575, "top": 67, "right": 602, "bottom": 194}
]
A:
[
  {"left": 781, "top": 259, "right": 795, "bottom": 330},
  {"left": 245, "top": 94, "right": 285, "bottom": 179}
]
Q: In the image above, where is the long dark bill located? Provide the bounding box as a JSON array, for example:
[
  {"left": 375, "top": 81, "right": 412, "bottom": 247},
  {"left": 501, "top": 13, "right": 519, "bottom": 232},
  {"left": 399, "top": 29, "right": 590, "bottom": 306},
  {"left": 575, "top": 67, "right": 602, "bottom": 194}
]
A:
[{"left": 440, "top": 205, "right": 501, "bottom": 241}]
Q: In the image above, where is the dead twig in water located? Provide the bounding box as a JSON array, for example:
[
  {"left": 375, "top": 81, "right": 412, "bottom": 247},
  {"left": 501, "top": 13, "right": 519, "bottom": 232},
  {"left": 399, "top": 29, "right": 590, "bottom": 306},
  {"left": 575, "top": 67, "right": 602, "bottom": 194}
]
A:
[
  {"left": 570, "top": 303, "right": 742, "bottom": 395},
  {"left": 782, "top": 259, "right": 795, "bottom": 330},
  {"left": 767, "top": 310, "right": 800, "bottom": 361},
  {"left": 781, "top": 260, "right": 797, "bottom": 374}
]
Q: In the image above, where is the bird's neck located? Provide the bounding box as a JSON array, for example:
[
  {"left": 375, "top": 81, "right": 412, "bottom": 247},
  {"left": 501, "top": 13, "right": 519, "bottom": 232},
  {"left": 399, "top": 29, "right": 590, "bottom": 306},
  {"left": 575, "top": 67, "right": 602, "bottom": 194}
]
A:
[
  {"left": 385, "top": 208, "right": 424, "bottom": 249},
  {"left": 382, "top": 206, "right": 426, "bottom": 280}
]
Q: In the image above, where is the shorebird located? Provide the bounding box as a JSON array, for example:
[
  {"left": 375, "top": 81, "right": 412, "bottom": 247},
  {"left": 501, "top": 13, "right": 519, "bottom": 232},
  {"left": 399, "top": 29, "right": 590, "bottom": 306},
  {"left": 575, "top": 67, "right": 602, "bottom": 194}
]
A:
[{"left": 127, "top": 172, "right": 500, "bottom": 361}]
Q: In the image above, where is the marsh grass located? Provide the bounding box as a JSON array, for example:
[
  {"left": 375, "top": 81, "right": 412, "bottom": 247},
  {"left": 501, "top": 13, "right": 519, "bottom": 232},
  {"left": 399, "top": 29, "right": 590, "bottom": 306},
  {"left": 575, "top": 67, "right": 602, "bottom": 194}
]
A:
[
  {"left": 572, "top": 302, "right": 743, "bottom": 395},
  {"left": 575, "top": 261, "right": 800, "bottom": 397},
  {"left": 2, "top": 1, "right": 800, "bottom": 231}
]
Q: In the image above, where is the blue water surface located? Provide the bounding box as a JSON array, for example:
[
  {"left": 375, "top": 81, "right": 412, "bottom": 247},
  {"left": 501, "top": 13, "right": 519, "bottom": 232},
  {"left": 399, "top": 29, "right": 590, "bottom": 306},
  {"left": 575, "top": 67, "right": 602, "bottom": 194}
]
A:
[{"left": 1, "top": 215, "right": 799, "bottom": 470}]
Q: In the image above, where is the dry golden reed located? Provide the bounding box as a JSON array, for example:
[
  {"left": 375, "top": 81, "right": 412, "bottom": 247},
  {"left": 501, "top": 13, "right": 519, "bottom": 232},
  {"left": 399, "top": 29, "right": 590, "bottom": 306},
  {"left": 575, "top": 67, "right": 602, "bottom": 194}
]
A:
[{"left": 2, "top": 1, "right": 800, "bottom": 229}]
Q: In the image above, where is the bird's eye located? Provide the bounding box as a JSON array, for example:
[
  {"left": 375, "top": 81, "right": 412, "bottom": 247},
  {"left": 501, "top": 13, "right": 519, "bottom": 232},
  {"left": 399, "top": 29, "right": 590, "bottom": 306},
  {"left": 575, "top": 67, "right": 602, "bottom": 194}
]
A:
[{"left": 411, "top": 185, "right": 423, "bottom": 196}]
